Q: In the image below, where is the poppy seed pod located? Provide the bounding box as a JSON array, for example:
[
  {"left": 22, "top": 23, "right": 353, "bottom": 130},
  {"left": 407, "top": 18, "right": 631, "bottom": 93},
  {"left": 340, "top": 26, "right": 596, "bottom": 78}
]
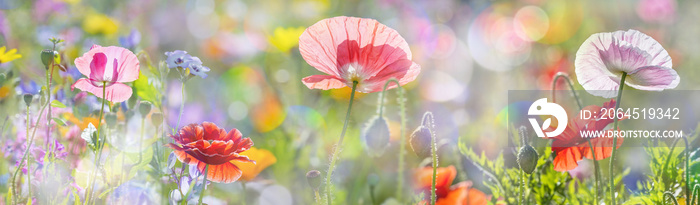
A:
[
  {"left": 23, "top": 94, "right": 33, "bottom": 106},
  {"left": 139, "top": 102, "right": 152, "bottom": 117},
  {"left": 361, "top": 116, "right": 391, "bottom": 157},
  {"left": 517, "top": 144, "right": 538, "bottom": 174},
  {"left": 151, "top": 112, "right": 163, "bottom": 127},
  {"left": 409, "top": 125, "right": 432, "bottom": 158},
  {"left": 306, "top": 170, "right": 322, "bottom": 190},
  {"left": 40, "top": 49, "right": 58, "bottom": 70}
]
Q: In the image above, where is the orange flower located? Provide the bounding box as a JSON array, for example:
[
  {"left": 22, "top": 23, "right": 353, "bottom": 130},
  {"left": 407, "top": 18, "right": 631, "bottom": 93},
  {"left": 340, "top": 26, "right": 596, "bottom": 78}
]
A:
[
  {"left": 231, "top": 147, "right": 277, "bottom": 181},
  {"left": 414, "top": 165, "right": 490, "bottom": 205}
]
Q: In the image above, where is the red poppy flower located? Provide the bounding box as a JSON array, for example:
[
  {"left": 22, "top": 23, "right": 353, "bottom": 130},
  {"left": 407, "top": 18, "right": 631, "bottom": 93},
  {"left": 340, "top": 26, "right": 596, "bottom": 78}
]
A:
[
  {"left": 549, "top": 99, "right": 626, "bottom": 171},
  {"left": 167, "top": 122, "right": 254, "bottom": 183},
  {"left": 414, "top": 165, "right": 489, "bottom": 205}
]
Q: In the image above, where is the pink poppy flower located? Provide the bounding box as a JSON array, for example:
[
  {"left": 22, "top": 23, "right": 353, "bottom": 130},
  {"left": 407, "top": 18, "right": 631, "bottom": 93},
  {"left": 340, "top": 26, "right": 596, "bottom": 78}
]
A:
[
  {"left": 71, "top": 45, "right": 140, "bottom": 102},
  {"left": 298, "top": 16, "right": 420, "bottom": 93},
  {"left": 575, "top": 29, "right": 679, "bottom": 98}
]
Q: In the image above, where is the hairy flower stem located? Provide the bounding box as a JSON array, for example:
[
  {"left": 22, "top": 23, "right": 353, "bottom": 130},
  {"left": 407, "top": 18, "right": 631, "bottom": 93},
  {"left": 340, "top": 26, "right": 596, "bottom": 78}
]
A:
[
  {"left": 26, "top": 106, "right": 32, "bottom": 202},
  {"left": 684, "top": 137, "right": 690, "bottom": 205},
  {"left": 198, "top": 165, "right": 209, "bottom": 205},
  {"left": 609, "top": 72, "right": 627, "bottom": 205},
  {"left": 11, "top": 97, "right": 49, "bottom": 204},
  {"left": 420, "top": 112, "right": 437, "bottom": 205},
  {"left": 378, "top": 79, "right": 407, "bottom": 199},
  {"left": 85, "top": 82, "right": 108, "bottom": 205},
  {"left": 519, "top": 170, "right": 524, "bottom": 205},
  {"left": 325, "top": 81, "right": 358, "bottom": 205},
  {"left": 551, "top": 73, "right": 600, "bottom": 202},
  {"left": 176, "top": 81, "right": 185, "bottom": 131},
  {"left": 45, "top": 43, "right": 56, "bottom": 150}
]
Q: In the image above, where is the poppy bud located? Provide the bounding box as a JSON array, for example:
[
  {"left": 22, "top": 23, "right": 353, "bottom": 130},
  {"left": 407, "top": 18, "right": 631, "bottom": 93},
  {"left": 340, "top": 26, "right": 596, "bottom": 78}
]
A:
[
  {"left": 306, "top": 170, "right": 322, "bottom": 190},
  {"left": 517, "top": 144, "right": 538, "bottom": 174},
  {"left": 367, "top": 173, "right": 379, "bottom": 187},
  {"left": 139, "top": 102, "right": 152, "bottom": 117},
  {"left": 151, "top": 112, "right": 163, "bottom": 127},
  {"left": 23, "top": 94, "right": 33, "bottom": 106},
  {"left": 361, "top": 116, "right": 391, "bottom": 157},
  {"left": 40, "top": 49, "right": 58, "bottom": 70},
  {"left": 409, "top": 125, "right": 432, "bottom": 158}
]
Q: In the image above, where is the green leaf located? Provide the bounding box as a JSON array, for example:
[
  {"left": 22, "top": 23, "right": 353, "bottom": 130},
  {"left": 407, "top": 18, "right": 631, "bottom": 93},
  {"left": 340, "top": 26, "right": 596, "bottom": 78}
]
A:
[
  {"left": 52, "top": 117, "right": 66, "bottom": 126},
  {"left": 50, "top": 100, "right": 66, "bottom": 108},
  {"left": 133, "top": 72, "right": 160, "bottom": 107}
]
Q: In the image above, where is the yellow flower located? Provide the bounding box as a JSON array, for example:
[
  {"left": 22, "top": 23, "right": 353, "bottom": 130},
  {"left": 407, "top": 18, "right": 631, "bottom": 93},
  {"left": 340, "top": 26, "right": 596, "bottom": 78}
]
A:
[
  {"left": 82, "top": 13, "right": 119, "bottom": 35},
  {"left": 267, "top": 27, "right": 306, "bottom": 53},
  {"left": 232, "top": 147, "right": 277, "bottom": 181},
  {"left": 0, "top": 46, "right": 22, "bottom": 63}
]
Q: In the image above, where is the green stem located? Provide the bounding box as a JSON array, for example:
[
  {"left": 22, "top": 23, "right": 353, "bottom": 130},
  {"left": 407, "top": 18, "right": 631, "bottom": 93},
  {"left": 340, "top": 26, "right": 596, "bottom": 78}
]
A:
[
  {"left": 664, "top": 192, "right": 680, "bottom": 205},
  {"left": 198, "top": 165, "right": 209, "bottom": 205},
  {"left": 609, "top": 72, "right": 627, "bottom": 205},
  {"left": 369, "top": 184, "right": 377, "bottom": 205},
  {"left": 325, "top": 81, "right": 358, "bottom": 205},
  {"left": 85, "top": 82, "right": 108, "bottom": 205},
  {"left": 684, "top": 137, "right": 690, "bottom": 205},
  {"left": 519, "top": 169, "right": 524, "bottom": 205},
  {"left": 378, "top": 79, "right": 406, "bottom": 199},
  {"left": 422, "top": 112, "right": 437, "bottom": 205},
  {"left": 551, "top": 73, "right": 599, "bottom": 203},
  {"left": 176, "top": 81, "right": 185, "bottom": 131},
  {"left": 11, "top": 100, "right": 49, "bottom": 205},
  {"left": 26, "top": 106, "right": 32, "bottom": 202}
]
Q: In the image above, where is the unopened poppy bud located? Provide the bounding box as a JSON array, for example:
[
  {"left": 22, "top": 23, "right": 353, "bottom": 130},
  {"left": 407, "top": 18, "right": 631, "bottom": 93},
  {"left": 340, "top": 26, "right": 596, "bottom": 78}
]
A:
[
  {"left": 517, "top": 145, "right": 538, "bottom": 174},
  {"left": 23, "top": 94, "right": 33, "bottom": 106},
  {"left": 151, "top": 112, "right": 163, "bottom": 127},
  {"left": 306, "top": 170, "right": 322, "bottom": 190},
  {"left": 367, "top": 173, "right": 379, "bottom": 187},
  {"left": 409, "top": 125, "right": 432, "bottom": 158},
  {"left": 105, "top": 113, "right": 117, "bottom": 126},
  {"left": 40, "top": 49, "right": 58, "bottom": 70},
  {"left": 139, "top": 102, "right": 152, "bottom": 117},
  {"left": 361, "top": 116, "right": 391, "bottom": 157}
]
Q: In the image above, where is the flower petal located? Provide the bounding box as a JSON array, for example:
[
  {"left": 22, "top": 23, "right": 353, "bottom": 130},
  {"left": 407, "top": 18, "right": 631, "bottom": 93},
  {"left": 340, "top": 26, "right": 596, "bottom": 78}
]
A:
[
  {"left": 552, "top": 146, "right": 583, "bottom": 172},
  {"left": 361, "top": 60, "right": 420, "bottom": 93},
  {"left": 299, "top": 16, "right": 416, "bottom": 84},
  {"left": 71, "top": 79, "right": 133, "bottom": 102},
  {"left": 197, "top": 161, "right": 243, "bottom": 183},
  {"left": 302, "top": 75, "right": 347, "bottom": 90},
  {"left": 626, "top": 65, "right": 680, "bottom": 90}
]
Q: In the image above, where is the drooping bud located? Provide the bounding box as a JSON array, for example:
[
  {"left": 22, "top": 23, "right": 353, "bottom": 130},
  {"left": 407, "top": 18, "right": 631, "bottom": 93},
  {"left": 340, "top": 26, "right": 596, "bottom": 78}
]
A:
[
  {"left": 23, "top": 94, "right": 33, "bottom": 106},
  {"left": 151, "top": 112, "right": 163, "bottom": 127},
  {"left": 306, "top": 170, "right": 322, "bottom": 190},
  {"left": 517, "top": 127, "right": 538, "bottom": 174},
  {"left": 361, "top": 116, "right": 391, "bottom": 157},
  {"left": 139, "top": 102, "right": 152, "bottom": 117},
  {"left": 367, "top": 173, "right": 379, "bottom": 187},
  {"left": 409, "top": 125, "right": 432, "bottom": 158},
  {"left": 40, "top": 49, "right": 58, "bottom": 70}
]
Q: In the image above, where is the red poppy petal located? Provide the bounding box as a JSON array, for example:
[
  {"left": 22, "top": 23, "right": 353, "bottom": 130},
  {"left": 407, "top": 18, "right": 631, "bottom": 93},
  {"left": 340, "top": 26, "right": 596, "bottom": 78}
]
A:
[
  {"left": 197, "top": 161, "right": 243, "bottom": 183},
  {"left": 168, "top": 148, "right": 201, "bottom": 165},
  {"left": 553, "top": 147, "right": 583, "bottom": 171},
  {"left": 582, "top": 132, "right": 624, "bottom": 160},
  {"left": 202, "top": 122, "right": 227, "bottom": 141}
]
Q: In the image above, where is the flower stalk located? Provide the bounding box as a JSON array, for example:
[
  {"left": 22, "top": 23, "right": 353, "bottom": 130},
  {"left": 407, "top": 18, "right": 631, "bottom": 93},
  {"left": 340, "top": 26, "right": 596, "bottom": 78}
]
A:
[
  {"left": 609, "top": 72, "right": 627, "bottom": 205},
  {"left": 325, "top": 81, "right": 358, "bottom": 205},
  {"left": 551, "top": 72, "right": 600, "bottom": 202},
  {"left": 378, "top": 79, "right": 407, "bottom": 199}
]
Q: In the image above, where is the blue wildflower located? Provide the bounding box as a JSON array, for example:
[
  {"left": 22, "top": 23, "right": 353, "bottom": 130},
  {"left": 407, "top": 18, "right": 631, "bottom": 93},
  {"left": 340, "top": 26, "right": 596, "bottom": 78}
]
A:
[{"left": 119, "top": 29, "right": 141, "bottom": 50}]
